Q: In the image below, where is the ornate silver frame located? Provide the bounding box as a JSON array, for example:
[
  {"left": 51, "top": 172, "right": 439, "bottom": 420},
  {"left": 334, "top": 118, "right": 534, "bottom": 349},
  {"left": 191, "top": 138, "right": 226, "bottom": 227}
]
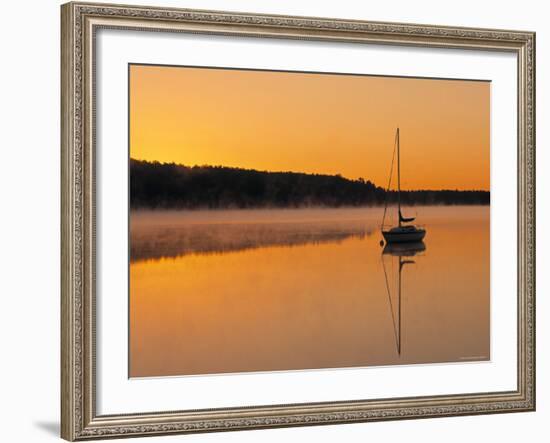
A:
[{"left": 61, "top": 2, "right": 536, "bottom": 440}]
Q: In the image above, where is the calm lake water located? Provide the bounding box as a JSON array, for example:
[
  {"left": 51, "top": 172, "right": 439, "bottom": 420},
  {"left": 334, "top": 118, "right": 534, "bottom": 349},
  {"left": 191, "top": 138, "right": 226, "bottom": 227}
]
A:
[{"left": 129, "top": 206, "right": 489, "bottom": 377}]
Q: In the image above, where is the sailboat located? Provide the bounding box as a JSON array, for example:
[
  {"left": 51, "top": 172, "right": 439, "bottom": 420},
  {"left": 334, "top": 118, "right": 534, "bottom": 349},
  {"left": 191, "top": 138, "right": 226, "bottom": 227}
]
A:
[{"left": 381, "top": 128, "right": 426, "bottom": 244}]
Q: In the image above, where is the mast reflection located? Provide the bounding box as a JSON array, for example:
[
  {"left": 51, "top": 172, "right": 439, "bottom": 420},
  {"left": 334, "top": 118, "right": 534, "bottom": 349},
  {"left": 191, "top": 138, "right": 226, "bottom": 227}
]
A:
[{"left": 381, "top": 241, "right": 426, "bottom": 356}]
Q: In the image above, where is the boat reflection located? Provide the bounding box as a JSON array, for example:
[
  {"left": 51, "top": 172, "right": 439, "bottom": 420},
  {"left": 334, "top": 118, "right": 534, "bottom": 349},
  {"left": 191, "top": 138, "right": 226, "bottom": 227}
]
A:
[
  {"left": 381, "top": 241, "right": 426, "bottom": 356},
  {"left": 382, "top": 241, "right": 426, "bottom": 257}
]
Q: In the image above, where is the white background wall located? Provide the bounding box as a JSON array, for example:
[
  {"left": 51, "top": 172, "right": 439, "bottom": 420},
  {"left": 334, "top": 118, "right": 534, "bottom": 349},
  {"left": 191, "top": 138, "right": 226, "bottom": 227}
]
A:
[{"left": 0, "top": 1, "right": 546, "bottom": 442}]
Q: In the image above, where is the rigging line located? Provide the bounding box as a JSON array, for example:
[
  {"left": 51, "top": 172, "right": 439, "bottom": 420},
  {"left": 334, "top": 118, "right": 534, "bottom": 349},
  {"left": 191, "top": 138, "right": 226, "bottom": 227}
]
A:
[
  {"left": 381, "top": 255, "right": 400, "bottom": 353},
  {"left": 381, "top": 130, "right": 398, "bottom": 229}
]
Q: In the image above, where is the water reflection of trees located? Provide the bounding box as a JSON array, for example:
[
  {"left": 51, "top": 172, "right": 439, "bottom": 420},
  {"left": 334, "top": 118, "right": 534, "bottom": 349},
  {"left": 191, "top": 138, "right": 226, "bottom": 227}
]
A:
[{"left": 131, "top": 221, "right": 374, "bottom": 262}]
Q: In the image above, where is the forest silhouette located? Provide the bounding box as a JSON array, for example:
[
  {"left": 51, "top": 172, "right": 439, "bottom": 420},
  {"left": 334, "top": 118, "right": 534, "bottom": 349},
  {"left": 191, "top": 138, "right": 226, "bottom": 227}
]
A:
[{"left": 130, "top": 158, "right": 490, "bottom": 209}]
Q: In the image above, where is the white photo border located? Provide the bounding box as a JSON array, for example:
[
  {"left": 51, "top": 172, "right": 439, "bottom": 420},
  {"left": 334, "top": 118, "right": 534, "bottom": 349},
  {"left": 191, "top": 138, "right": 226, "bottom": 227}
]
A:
[{"left": 95, "top": 28, "right": 517, "bottom": 415}]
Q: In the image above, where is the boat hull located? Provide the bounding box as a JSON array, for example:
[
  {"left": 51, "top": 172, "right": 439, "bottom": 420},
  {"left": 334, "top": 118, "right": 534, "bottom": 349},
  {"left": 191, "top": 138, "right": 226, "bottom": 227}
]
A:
[{"left": 382, "top": 229, "right": 426, "bottom": 244}]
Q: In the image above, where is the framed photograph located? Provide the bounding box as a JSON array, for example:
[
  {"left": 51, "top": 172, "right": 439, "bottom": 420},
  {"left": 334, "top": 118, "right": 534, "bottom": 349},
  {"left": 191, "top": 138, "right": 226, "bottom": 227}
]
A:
[{"left": 61, "top": 2, "right": 536, "bottom": 440}]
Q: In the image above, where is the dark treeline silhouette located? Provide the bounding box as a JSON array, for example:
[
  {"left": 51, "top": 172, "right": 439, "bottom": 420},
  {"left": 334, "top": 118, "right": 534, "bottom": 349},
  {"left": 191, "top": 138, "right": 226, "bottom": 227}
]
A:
[{"left": 130, "top": 159, "right": 489, "bottom": 209}]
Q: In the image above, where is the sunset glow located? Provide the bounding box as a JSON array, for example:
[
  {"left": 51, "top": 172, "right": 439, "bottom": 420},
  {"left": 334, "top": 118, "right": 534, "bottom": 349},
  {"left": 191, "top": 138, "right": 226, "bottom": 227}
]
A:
[{"left": 129, "top": 64, "right": 490, "bottom": 191}]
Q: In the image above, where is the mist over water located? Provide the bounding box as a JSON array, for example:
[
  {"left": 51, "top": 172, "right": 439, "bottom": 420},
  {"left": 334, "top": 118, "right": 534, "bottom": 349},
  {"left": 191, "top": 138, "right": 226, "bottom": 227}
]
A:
[
  {"left": 129, "top": 206, "right": 490, "bottom": 377},
  {"left": 130, "top": 208, "right": 378, "bottom": 261}
]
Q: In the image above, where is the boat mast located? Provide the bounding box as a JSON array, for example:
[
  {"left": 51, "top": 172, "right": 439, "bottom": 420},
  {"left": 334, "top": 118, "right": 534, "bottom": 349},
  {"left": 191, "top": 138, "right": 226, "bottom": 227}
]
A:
[{"left": 397, "top": 127, "right": 401, "bottom": 227}]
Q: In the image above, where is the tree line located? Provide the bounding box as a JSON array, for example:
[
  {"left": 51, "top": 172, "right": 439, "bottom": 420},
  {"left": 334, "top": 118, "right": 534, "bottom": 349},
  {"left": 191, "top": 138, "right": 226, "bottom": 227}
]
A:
[{"left": 130, "top": 159, "right": 489, "bottom": 209}]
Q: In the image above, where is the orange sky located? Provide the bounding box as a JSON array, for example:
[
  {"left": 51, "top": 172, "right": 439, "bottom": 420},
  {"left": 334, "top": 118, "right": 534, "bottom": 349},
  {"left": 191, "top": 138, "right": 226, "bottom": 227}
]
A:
[{"left": 129, "top": 64, "right": 490, "bottom": 191}]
